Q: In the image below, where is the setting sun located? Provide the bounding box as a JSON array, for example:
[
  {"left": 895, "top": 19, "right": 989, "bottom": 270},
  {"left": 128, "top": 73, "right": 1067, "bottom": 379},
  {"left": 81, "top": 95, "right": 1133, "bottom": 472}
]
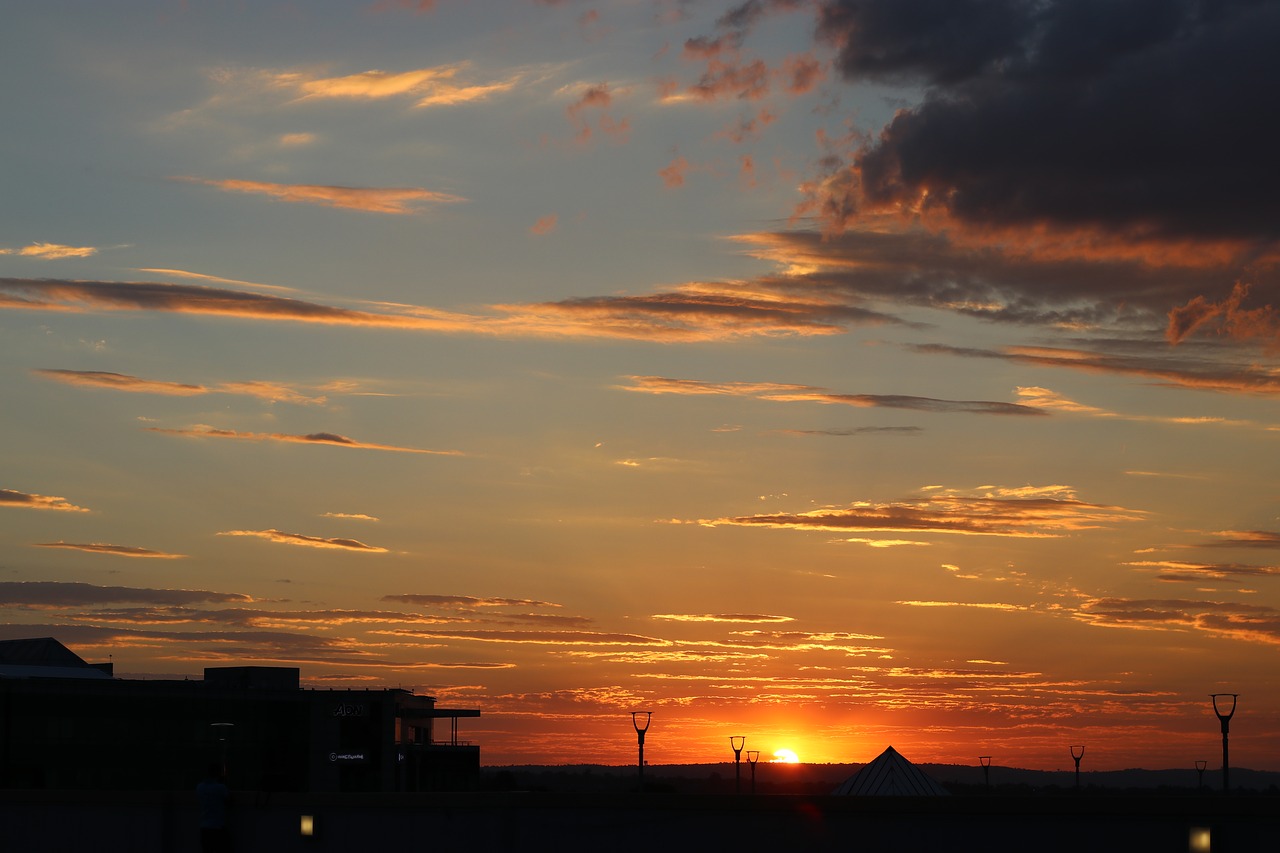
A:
[{"left": 771, "top": 749, "right": 800, "bottom": 764}]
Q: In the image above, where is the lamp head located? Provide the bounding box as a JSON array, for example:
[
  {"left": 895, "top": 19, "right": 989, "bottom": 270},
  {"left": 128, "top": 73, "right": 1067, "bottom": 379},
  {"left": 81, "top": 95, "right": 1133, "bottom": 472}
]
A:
[
  {"left": 979, "top": 755, "right": 992, "bottom": 767},
  {"left": 1210, "top": 693, "right": 1238, "bottom": 720},
  {"left": 747, "top": 750, "right": 760, "bottom": 764},
  {"left": 1070, "top": 745, "right": 1085, "bottom": 760},
  {"left": 631, "top": 711, "right": 652, "bottom": 733},
  {"left": 729, "top": 735, "right": 745, "bottom": 755}
]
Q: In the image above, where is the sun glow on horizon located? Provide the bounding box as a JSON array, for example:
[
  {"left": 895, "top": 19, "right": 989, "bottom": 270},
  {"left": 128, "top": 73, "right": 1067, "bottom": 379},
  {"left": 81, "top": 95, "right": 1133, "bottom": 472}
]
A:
[{"left": 771, "top": 748, "right": 800, "bottom": 764}]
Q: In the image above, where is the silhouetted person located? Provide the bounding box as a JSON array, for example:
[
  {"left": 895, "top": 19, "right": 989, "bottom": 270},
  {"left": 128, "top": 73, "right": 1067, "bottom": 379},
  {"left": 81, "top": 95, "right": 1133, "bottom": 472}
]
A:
[{"left": 196, "top": 763, "right": 231, "bottom": 852}]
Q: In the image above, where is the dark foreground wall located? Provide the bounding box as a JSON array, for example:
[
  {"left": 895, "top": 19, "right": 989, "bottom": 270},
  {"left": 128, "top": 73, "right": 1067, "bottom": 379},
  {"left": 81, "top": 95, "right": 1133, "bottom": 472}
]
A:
[{"left": 0, "top": 789, "right": 1275, "bottom": 853}]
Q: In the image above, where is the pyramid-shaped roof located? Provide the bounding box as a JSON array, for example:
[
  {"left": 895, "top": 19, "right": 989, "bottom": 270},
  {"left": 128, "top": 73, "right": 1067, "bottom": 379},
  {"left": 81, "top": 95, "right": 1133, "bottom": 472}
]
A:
[
  {"left": 0, "top": 637, "right": 109, "bottom": 679},
  {"left": 832, "top": 746, "right": 950, "bottom": 796}
]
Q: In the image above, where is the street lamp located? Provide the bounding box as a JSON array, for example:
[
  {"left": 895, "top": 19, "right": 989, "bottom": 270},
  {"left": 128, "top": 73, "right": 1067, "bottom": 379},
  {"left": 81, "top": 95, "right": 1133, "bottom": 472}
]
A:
[
  {"left": 631, "top": 711, "right": 652, "bottom": 786},
  {"left": 210, "top": 722, "right": 234, "bottom": 779},
  {"left": 1195, "top": 760, "right": 1207, "bottom": 791},
  {"left": 1210, "top": 693, "right": 1238, "bottom": 794},
  {"left": 729, "top": 736, "right": 745, "bottom": 793},
  {"left": 746, "top": 750, "right": 760, "bottom": 794},
  {"left": 979, "top": 755, "right": 992, "bottom": 790},
  {"left": 1070, "top": 745, "right": 1085, "bottom": 791}
]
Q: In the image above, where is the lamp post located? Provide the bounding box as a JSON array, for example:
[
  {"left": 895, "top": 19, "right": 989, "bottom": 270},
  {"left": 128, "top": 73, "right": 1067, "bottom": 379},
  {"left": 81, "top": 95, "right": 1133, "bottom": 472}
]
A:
[
  {"left": 747, "top": 750, "right": 759, "bottom": 794},
  {"left": 729, "top": 736, "right": 745, "bottom": 793},
  {"left": 979, "top": 755, "right": 992, "bottom": 790},
  {"left": 631, "top": 711, "right": 652, "bottom": 787},
  {"left": 211, "top": 722, "right": 234, "bottom": 779},
  {"left": 1195, "top": 760, "right": 1207, "bottom": 791},
  {"left": 1210, "top": 694, "right": 1238, "bottom": 794},
  {"left": 1070, "top": 745, "right": 1085, "bottom": 791}
]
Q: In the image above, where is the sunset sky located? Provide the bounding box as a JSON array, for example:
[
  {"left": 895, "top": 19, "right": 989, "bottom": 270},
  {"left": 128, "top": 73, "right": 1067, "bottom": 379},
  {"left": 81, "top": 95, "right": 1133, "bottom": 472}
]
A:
[{"left": 3, "top": 0, "right": 1279, "bottom": 772}]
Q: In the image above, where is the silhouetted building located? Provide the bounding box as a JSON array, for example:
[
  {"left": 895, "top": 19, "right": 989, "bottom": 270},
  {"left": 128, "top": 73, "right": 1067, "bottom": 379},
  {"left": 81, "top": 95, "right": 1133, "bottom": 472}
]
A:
[
  {"left": 0, "top": 637, "right": 479, "bottom": 793},
  {"left": 832, "top": 746, "right": 950, "bottom": 796}
]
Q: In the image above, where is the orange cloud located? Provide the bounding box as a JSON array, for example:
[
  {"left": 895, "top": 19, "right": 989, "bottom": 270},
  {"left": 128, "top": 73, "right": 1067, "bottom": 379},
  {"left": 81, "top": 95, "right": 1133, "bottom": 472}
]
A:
[
  {"left": 621, "top": 375, "right": 1044, "bottom": 416},
  {"left": 33, "top": 369, "right": 205, "bottom": 395},
  {"left": 699, "top": 486, "right": 1145, "bottom": 538},
  {"left": 652, "top": 613, "right": 795, "bottom": 623},
  {"left": 659, "top": 155, "right": 691, "bottom": 188},
  {"left": 1167, "top": 282, "right": 1280, "bottom": 348},
  {"left": 385, "top": 628, "right": 666, "bottom": 647},
  {"left": 1076, "top": 597, "right": 1280, "bottom": 645},
  {"left": 218, "top": 529, "right": 389, "bottom": 552},
  {"left": 33, "top": 543, "right": 186, "bottom": 558},
  {"left": 529, "top": 214, "right": 558, "bottom": 235},
  {"left": 3, "top": 242, "right": 98, "bottom": 259},
  {"left": 147, "top": 424, "right": 462, "bottom": 455},
  {"left": 174, "top": 177, "right": 464, "bottom": 214},
  {"left": 0, "top": 581, "right": 249, "bottom": 606},
  {"left": 382, "top": 594, "right": 561, "bottom": 609},
  {"left": 565, "top": 83, "right": 626, "bottom": 143},
  {"left": 1, "top": 277, "right": 894, "bottom": 341},
  {"left": 1, "top": 489, "right": 90, "bottom": 512},
  {"left": 919, "top": 344, "right": 1280, "bottom": 398},
  {"left": 781, "top": 52, "right": 825, "bottom": 94},
  {"left": 32, "top": 369, "right": 341, "bottom": 405},
  {"left": 278, "top": 63, "right": 520, "bottom": 107}
]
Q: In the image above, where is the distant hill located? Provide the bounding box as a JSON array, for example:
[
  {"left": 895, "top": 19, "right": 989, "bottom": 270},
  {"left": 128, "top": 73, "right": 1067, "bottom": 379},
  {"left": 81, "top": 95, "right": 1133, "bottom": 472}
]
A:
[{"left": 481, "top": 762, "right": 1280, "bottom": 796}]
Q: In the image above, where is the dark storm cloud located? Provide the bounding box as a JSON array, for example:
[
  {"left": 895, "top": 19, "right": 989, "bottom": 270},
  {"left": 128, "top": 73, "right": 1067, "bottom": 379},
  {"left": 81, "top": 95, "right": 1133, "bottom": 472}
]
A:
[
  {"left": 0, "top": 581, "right": 250, "bottom": 607},
  {"left": 813, "top": 0, "right": 1280, "bottom": 246}
]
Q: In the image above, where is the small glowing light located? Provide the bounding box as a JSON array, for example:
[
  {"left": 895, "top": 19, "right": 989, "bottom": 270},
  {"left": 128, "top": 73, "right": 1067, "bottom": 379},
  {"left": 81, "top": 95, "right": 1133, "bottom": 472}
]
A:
[
  {"left": 771, "top": 749, "right": 800, "bottom": 764},
  {"left": 300, "top": 815, "right": 315, "bottom": 837},
  {"left": 1188, "top": 827, "right": 1211, "bottom": 853}
]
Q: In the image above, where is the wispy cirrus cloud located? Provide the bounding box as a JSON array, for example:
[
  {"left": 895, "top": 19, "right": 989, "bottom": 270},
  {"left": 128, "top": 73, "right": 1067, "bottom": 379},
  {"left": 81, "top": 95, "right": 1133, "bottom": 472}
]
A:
[
  {"left": 174, "top": 177, "right": 464, "bottom": 214},
  {"left": 382, "top": 594, "right": 561, "bottom": 609},
  {"left": 1124, "top": 559, "right": 1280, "bottom": 583},
  {"left": 621, "top": 375, "right": 1045, "bottom": 416},
  {"left": 134, "top": 268, "right": 300, "bottom": 293},
  {"left": 33, "top": 369, "right": 342, "bottom": 405},
  {"left": 1076, "top": 597, "right": 1280, "bottom": 645},
  {"left": 218, "top": 529, "right": 389, "bottom": 552},
  {"left": 1200, "top": 530, "right": 1280, "bottom": 549},
  {"left": 33, "top": 369, "right": 205, "bottom": 396},
  {"left": 897, "top": 600, "right": 1026, "bottom": 611},
  {"left": 0, "top": 581, "right": 250, "bottom": 606},
  {"left": 919, "top": 343, "right": 1280, "bottom": 398},
  {"left": 33, "top": 542, "right": 186, "bottom": 558},
  {"left": 386, "top": 628, "right": 666, "bottom": 646},
  {"left": 652, "top": 613, "right": 794, "bottom": 623},
  {"left": 147, "top": 425, "right": 461, "bottom": 455},
  {"left": 696, "top": 485, "right": 1144, "bottom": 539},
  {"left": 0, "top": 242, "right": 97, "bottom": 259},
  {"left": 278, "top": 63, "right": 523, "bottom": 107},
  {"left": 0, "top": 277, "right": 897, "bottom": 341},
  {"left": 770, "top": 426, "right": 923, "bottom": 437},
  {"left": 1, "top": 488, "right": 90, "bottom": 512}
]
